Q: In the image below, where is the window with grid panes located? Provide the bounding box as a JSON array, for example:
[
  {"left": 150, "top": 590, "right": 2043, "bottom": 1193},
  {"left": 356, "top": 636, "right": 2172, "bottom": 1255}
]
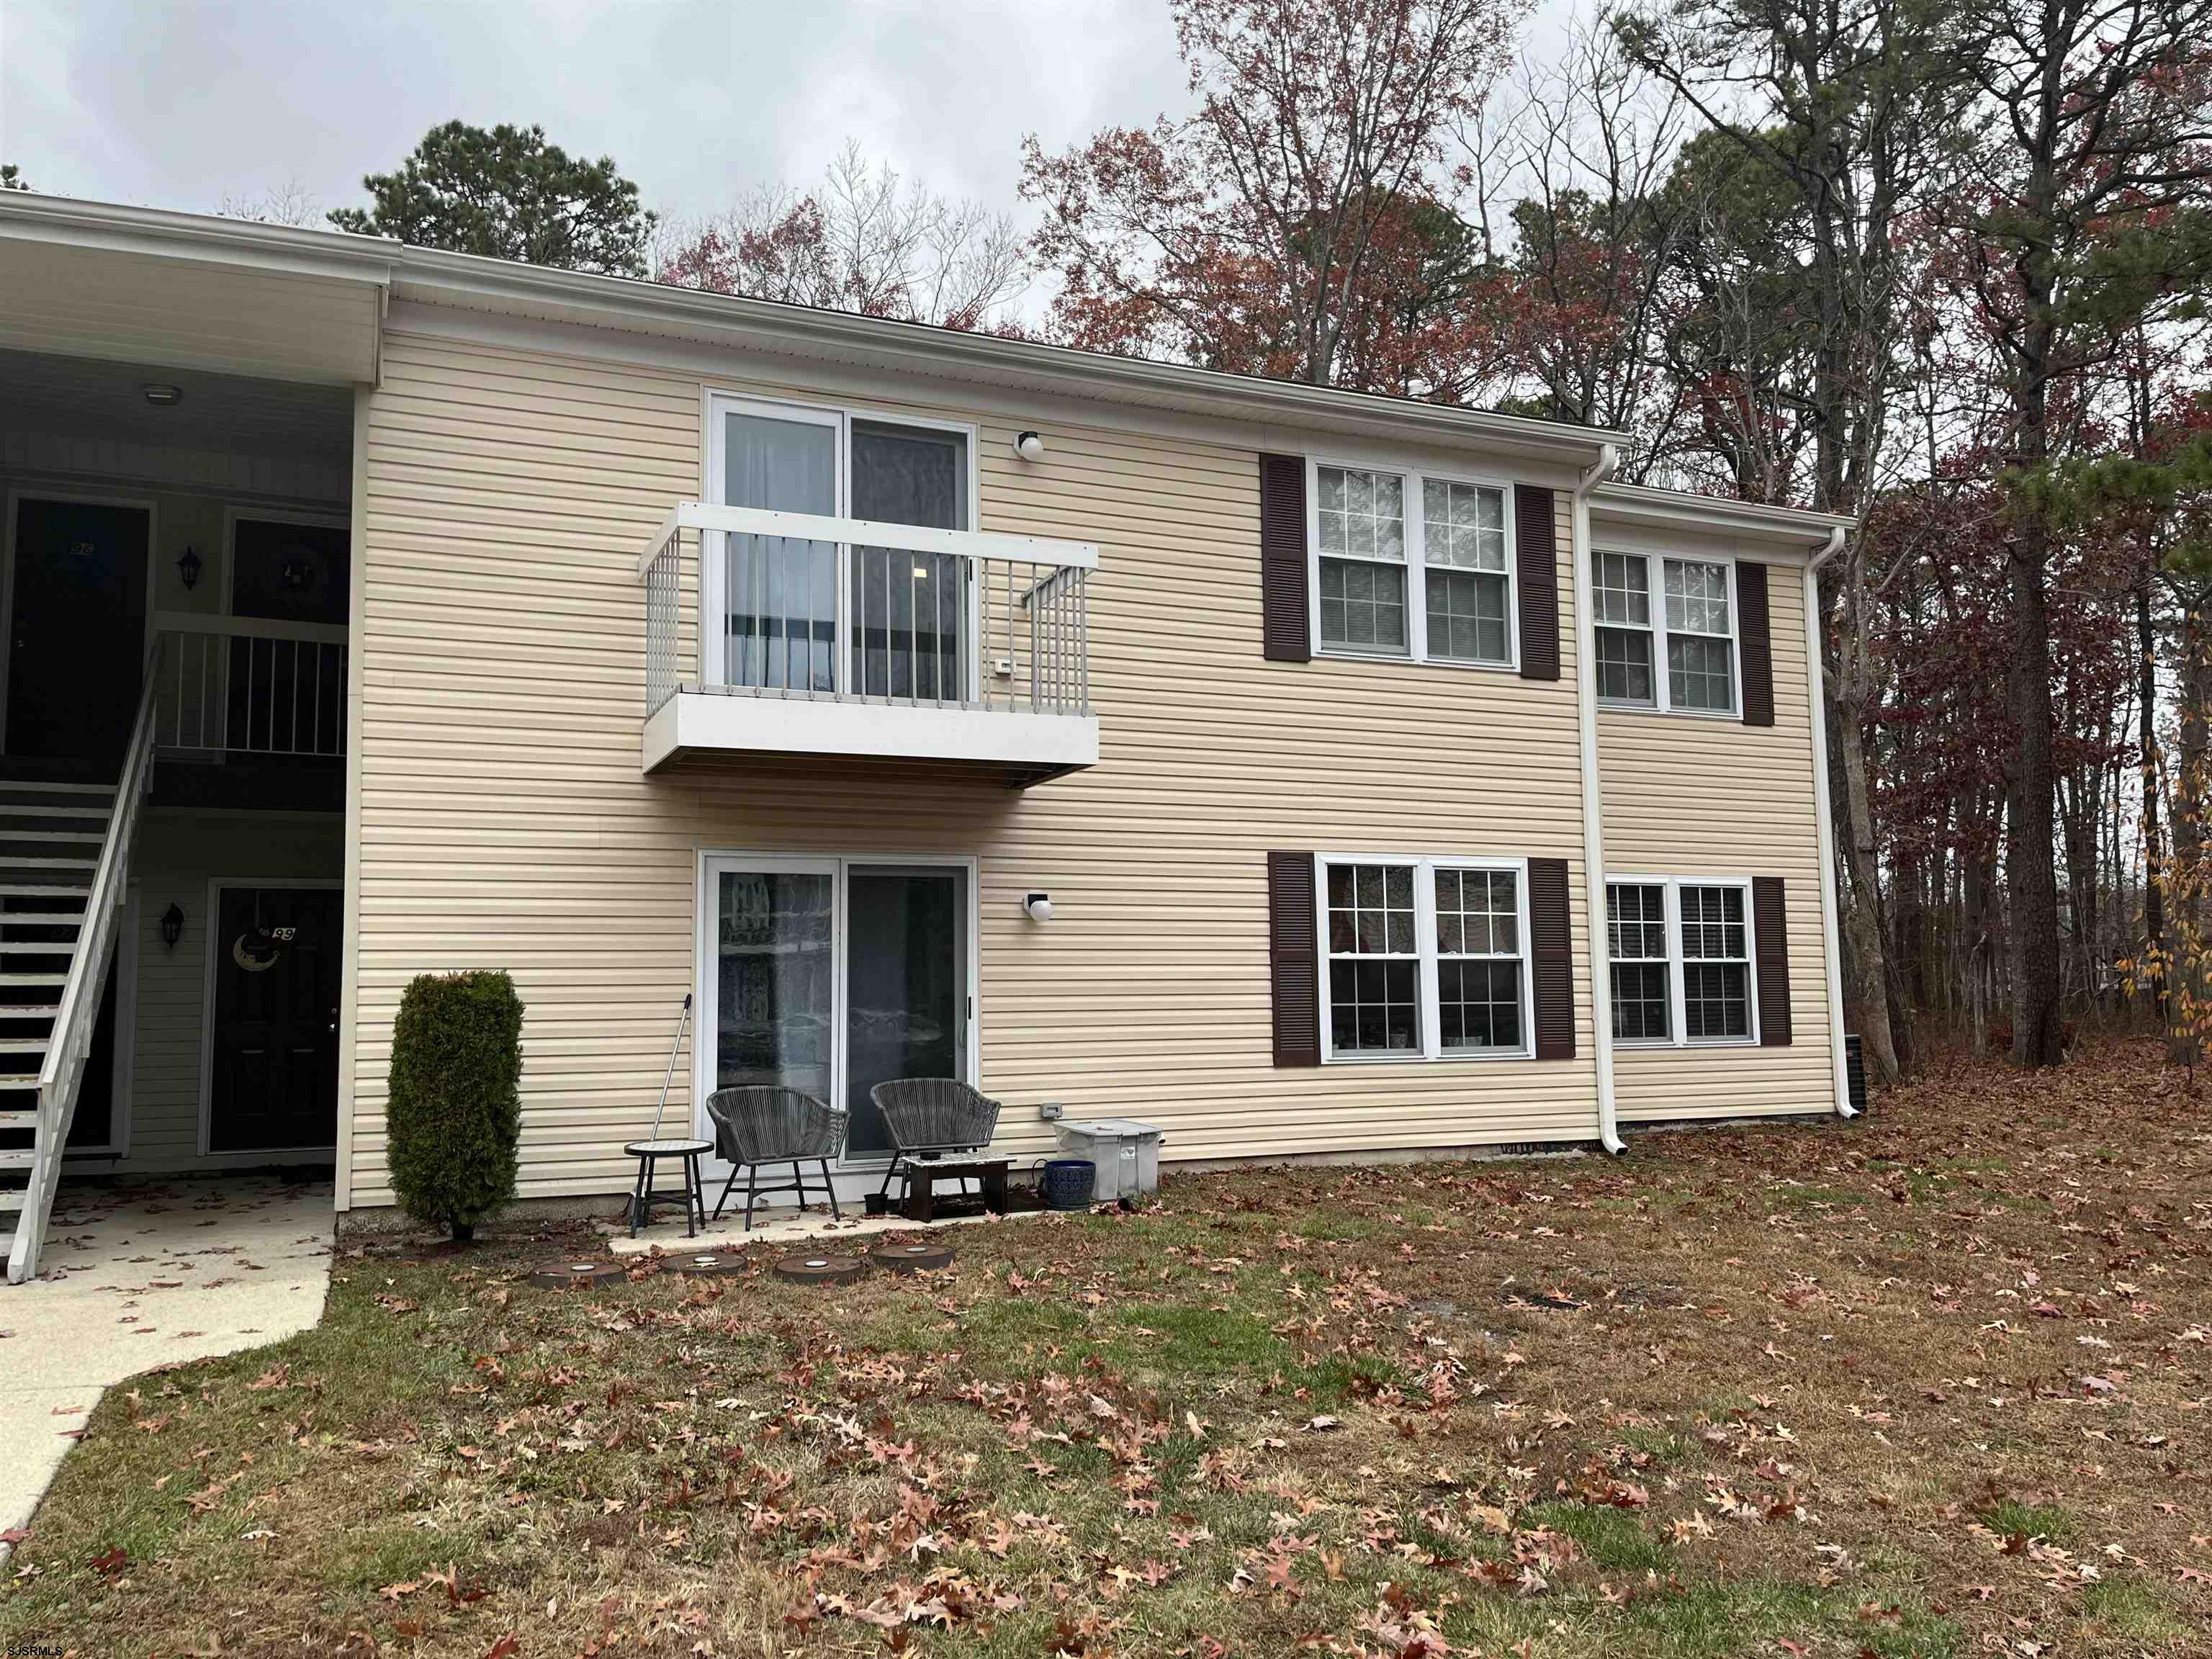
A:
[
  {"left": 1606, "top": 881, "right": 1671, "bottom": 1040},
  {"left": 1325, "top": 862, "right": 1421, "bottom": 1052},
  {"left": 1680, "top": 883, "right": 1752, "bottom": 1038},
  {"left": 1434, "top": 866, "right": 1521, "bottom": 1050},
  {"left": 1316, "top": 467, "right": 1409, "bottom": 655},
  {"left": 1421, "top": 480, "right": 1511, "bottom": 665},
  {"left": 1593, "top": 551, "right": 1655, "bottom": 703},
  {"left": 1663, "top": 559, "right": 1735, "bottom": 711}
]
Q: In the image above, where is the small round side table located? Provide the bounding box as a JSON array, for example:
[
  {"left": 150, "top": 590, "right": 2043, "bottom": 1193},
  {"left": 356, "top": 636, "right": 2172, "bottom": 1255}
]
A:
[{"left": 623, "top": 1137, "right": 714, "bottom": 1238}]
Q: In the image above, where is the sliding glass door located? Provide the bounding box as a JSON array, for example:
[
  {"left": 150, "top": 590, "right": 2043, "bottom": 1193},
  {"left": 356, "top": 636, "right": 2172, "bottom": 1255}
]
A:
[
  {"left": 844, "top": 866, "right": 968, "bottom": 1158},
  {"left": 706, "top": 396, "right": 976, "bottom": 703},
  {"left": 699, "top": 855, "right": 972, "bottom": 1167}
]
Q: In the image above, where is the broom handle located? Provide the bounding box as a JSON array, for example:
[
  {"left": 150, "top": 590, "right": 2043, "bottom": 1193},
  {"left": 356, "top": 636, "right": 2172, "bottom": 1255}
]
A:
[{"left": 650, "top": 994, "right": 693, "bottom": 1141}]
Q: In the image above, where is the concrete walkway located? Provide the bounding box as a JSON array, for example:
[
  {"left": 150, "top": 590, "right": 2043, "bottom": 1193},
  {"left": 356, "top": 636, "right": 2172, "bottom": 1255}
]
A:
[{"left": 0, "top": 1176, "right": 333, "bottom": 1550}]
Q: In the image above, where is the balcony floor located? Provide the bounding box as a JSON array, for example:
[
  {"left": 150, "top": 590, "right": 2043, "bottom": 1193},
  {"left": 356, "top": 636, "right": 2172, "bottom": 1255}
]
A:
[{"left": 643, "top": 687, "right": 1099, "bottom": 787}]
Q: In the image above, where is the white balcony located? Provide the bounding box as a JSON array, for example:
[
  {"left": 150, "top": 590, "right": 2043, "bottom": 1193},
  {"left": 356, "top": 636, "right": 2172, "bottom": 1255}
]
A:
[{"left": 637, "top": 503, "right": 1100, "bottom": 784}]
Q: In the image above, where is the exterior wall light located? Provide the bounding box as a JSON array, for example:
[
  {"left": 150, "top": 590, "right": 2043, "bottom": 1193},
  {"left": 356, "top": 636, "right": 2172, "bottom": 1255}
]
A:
[
  {"left": 1014, "top": 431, "right": 1045, "bottom": 462},
  {"left": 143, "top": 383, "right": 184, "bottom": 407},
  {"left": 1024, "top": 891, "right": 1053, "bottom": 922},
  {"left": 161, "top": 902, "right": 185, "bottom": 948},
  {"left": 176, "top": 545, "right": 202, "bottom": 590}
]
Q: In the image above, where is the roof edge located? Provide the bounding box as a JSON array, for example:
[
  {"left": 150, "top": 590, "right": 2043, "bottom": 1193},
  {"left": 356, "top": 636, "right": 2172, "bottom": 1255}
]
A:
[
  {"left": 1593, "top": 480, "right": 1854, "bottom": 547},
  {"left": 387, "top": 241, "right": 1626, "bottom": 457},
  {"left": 0, "top": 189, "right": 397, "bottom": 288},
  {"left": 0, "top": 189, "right": 1632, "bottom": 459}
]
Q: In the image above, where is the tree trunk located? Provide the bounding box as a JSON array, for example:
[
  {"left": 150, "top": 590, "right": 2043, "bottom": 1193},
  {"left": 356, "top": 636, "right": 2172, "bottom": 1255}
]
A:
[
  {"left": 2139, "top": 578, "right": 2166, "bottom": 1019},
  {"left": 2006, "top": 513, "right": 2066, "bottom": 1066},
  {"left": 1833, "top": 683, "right": 1902, "bottom": 1084}
]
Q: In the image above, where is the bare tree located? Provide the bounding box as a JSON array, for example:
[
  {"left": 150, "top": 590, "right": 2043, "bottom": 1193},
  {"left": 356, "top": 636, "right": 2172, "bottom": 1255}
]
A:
[
  {"left": 660, "top": 141, "right": 1029, "bottom": 330},
  {"left": 217, "top": 178, "right": 325, "bottom": 228},
  {"left": 1477, "top": 18, "right": 1709, "bottom": 469}
]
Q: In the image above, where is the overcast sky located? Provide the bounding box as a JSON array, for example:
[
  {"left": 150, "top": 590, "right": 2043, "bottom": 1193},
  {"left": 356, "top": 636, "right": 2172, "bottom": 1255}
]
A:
[{"left": 0, "top": 0, "right": 1576, "bottom": 237}]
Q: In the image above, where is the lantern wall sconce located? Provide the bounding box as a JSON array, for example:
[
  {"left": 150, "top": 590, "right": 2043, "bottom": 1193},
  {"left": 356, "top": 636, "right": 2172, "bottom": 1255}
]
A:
[
  {"left": 161, "top": 902, "right": 185, "bottom": 948},
  {"left": 176, "top": 546, "right": 202, "bottom": 591}
]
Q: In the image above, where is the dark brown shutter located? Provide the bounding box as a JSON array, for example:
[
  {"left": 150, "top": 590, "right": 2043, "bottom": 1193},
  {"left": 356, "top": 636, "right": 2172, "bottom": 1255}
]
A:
[
  {"left": 1738, "top": 561, "right": 1775, "bottom": 727},
  {"left": 1514, "top": 483, "right": 1560, "bottom": 681},
  {"left": 1267, "top": 851, "right": 1321, "bottom": 1066},
  {"left": 1259, "top": 454, "right": 1310, "bottom": 662},
  {"left": 1753, "top": 876, "right": 1792, "bottom": 1046},
  {"left": 1527, "top": 855, "right": 1575, "bottom": 1058}
]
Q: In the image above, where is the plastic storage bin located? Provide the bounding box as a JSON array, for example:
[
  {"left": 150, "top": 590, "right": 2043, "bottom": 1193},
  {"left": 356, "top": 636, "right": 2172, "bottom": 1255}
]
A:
[{"left": 1055, "top": 1119, "right": 1164, "bottom": 1202}]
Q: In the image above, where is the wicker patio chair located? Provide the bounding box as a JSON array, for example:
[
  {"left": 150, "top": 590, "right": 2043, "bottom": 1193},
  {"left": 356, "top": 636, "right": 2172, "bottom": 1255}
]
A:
[
  {"left": 869, "top": 1078, "right": 1002, "bottom": 1200},
  {"left": 703, "top": 1086, "right": 848, "bottom": 1231}
]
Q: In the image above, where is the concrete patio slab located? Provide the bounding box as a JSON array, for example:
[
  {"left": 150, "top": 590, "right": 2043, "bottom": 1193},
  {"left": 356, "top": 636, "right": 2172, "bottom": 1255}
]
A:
[
  {"left": 604, "top": 1197, "right": 1036, "bottom": 1257},
  {"left": 0, "top": 1176, "right": 333, "bottom": 1551}
]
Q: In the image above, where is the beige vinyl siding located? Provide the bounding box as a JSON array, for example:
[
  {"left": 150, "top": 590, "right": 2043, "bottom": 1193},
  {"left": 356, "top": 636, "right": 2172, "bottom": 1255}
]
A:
[
  {"left": 1598, "top": 559, "right": 1835, "bottom": 1119},
  {"left": 346, "top": 328, "right": 1602, "bottom": 1207},
  {"left": 120, "top": 811, "right": 345, "bottom": 1171}
]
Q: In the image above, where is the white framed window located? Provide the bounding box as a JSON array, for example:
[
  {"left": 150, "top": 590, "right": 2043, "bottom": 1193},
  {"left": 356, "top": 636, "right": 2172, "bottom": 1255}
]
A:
[
  {"left": 1592, "top": 548, "right": 1737, "bottom": 714},
  {"left": 1320, "top": 854, "right": 1531, "bottom": 1061},
  {"left": 1310, "top": 461, "right": 1517, "bottom": 668},
  {"left": 1606, "top": 880, "right": 1671, "bottom": 1041},
  {"left": 1605, "top": 876, "right": 1758, "bottom": 1047}
]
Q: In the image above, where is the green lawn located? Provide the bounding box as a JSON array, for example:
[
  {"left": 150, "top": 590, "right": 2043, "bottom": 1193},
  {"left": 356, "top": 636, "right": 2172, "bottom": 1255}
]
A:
[{"left": 4, "top": 1037, "right": 2208, "bottom": 1657}]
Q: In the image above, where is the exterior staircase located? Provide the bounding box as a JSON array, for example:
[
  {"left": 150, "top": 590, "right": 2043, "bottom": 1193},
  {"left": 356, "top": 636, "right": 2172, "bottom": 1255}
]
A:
[{"left": 1, "top": 649, "right": 158, "bottom": 1282}]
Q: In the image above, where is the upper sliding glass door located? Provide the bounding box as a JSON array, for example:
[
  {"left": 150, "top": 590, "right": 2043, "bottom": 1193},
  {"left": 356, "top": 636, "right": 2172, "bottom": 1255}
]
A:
[
  {"left": 707, "top": 397, "right": 975, "bottom": 702},
  {"left": 718, "top": 404, "right": 840, "bottom": 692},
  {"left": 851, "top": 421, "right": 970, "bottom": 702}
]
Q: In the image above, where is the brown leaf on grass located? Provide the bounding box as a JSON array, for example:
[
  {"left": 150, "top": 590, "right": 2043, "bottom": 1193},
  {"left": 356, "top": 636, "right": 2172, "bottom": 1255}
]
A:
[
  {"left": 89, "top": 1545, "right": 128, "bottom": 1576},
  {"left": 483, "top": 1637, "right": 519, "bottom": 1659}
]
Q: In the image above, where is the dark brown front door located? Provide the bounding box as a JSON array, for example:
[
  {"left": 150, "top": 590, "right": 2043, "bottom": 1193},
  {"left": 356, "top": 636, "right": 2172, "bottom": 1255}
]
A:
[
  {"left": 6, "top": 498, "right": 150, "bottom": 768},
  {"left": 208, "top": 886, "right": 341, "bottom": 1154}
]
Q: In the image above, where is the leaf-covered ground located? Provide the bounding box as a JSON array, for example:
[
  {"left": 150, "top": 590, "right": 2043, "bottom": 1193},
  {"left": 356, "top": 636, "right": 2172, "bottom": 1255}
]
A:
[{"left": 4, "top": 1038, "right": 2208, "bottom": 1658}]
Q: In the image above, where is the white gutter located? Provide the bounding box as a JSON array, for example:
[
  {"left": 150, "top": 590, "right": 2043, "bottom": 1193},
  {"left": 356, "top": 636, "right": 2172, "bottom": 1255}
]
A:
[
  {"left": 1570, "top": 442, "right": 1625, "bottom": 1154},
  {"left": 1803, "top": 527, "right": 1856, "bottom": 1117}
]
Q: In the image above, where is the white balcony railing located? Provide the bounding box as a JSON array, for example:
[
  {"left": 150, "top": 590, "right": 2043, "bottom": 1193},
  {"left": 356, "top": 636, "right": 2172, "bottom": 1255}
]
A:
[
  {"left": 153, "top": 611, "right": 348, "bottom": 758},
  {"left": 637, "top": 503, "right": 1100, "bottom": 779}
]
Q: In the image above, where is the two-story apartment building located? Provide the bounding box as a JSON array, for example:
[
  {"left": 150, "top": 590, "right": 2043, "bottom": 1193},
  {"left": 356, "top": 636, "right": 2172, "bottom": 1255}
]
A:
[{"left": 0, "top": 191, "right": 1852, "bottom": 1280}]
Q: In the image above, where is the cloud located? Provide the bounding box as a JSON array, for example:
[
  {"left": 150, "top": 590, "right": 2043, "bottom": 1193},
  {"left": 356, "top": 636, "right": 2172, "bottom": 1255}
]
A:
[{"left": 0, "top": 0, "right": 1187, "bottom": 226}]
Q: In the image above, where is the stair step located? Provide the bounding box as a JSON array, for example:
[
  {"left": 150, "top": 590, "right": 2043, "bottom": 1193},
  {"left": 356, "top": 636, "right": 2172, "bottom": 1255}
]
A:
[
  {"left": 0, "top": 1074, "right": 40, "bottom": 1088},
  {"left": 0, "top": 802, "right": 114, "bottom": 818},
  {"left": 0, "top": 1040, "right": 50, "bottom": 1055},
  {"left": 0, "top": 1151, "right": 31, "bottom": 1172},
  {"left": 0, "top": 886, "right": 90, "bottom": 899},
  {"left": 0, "top": 857, "right": 96, "bottom": 870},
  {"left": 0, "top": 781, "right": 114, "bottom": 795},
  {"left": 0, "top": 974, "right": 67, "bottom": 987},
  {"left": 0, "top": 1190, "right": 26, "bottom": 1213},
  {"left": 0, "top": 1006, "right": 58, "bottom": 1019},
  {"left": 0, "top": 831, "right": 104, "bottom": 844}
]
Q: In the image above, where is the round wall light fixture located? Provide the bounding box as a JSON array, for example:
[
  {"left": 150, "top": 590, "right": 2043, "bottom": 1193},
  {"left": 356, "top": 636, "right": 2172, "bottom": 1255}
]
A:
[
  {"left": 1024, "top": 891, "right": 1053, "bottom": 922},
  {"left": 1014, "top": 430, "right": 1046, "bottom": 462}
]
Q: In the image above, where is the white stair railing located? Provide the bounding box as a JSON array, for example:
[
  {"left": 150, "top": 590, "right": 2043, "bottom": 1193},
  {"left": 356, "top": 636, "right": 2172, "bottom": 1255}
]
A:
[{"left": 5, "top": 640, "right": 160, "bottom": 1284}]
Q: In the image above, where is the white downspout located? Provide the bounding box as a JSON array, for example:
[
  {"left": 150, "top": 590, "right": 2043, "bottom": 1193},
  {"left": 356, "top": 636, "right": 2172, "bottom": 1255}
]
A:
[
  {"left": 1570, "top": 444, "right": 1624, "bottom": 1154},
  {"left": 1803, "top": 528, "right": 1856, "bottom": 1117}
]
